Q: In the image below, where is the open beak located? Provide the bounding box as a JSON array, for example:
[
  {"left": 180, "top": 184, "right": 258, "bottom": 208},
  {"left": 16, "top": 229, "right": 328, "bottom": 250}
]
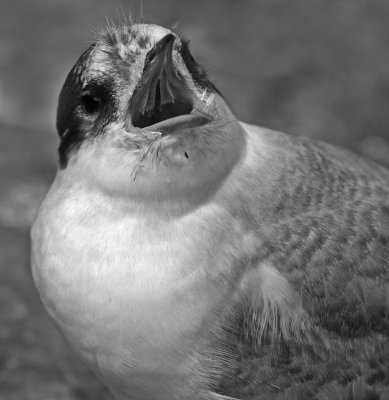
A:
[{"left": 128, "top": 34, "right": 211, "bottom": 135}]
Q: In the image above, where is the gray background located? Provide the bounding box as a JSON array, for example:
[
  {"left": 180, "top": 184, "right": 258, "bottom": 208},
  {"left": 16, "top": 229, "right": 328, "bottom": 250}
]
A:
[{"left": 1, "top": 1, "right": 389, "bottom": 398}]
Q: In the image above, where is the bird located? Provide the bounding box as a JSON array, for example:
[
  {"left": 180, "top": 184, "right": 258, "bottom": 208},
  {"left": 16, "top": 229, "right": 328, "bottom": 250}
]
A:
[{"left": 30, "top": 22, "right": 389, "bottom": 400}]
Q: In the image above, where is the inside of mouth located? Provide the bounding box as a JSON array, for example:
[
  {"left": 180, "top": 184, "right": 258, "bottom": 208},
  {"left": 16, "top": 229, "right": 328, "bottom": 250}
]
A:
[{"left": 131, "top": 81, "right": 193, "bottom": 129}]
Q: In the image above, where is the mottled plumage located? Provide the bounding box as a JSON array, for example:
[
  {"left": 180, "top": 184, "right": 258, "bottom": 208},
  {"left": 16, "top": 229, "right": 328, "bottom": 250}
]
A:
[{"left": 31, "top": 23, "right": 388, "bottom": 400}]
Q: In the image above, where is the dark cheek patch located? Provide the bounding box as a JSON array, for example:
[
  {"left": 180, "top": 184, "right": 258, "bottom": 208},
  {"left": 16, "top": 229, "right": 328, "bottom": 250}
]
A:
[
  {"left": 58, "top": 118, "right": 92, "bottom": 168},
  {"left": 56, "top": 45, "right": 119, "bottom": 168},
  {"left": 56, "top": 45, "right": 95, "bottom": 139}
]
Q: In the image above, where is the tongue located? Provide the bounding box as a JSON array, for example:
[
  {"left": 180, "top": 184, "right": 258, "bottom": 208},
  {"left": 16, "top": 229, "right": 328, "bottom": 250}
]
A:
[{"left": 143, "top": 110, "right": 212, "bottom": 136}]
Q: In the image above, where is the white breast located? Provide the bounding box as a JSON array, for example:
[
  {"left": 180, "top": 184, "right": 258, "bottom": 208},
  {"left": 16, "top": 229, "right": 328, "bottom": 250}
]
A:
[{"left": 30, "top": 174, "right": 244, "bottom": 398}]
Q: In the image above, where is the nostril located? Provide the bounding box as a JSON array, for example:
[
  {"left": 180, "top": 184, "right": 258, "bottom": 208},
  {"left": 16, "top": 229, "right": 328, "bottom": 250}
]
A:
[{"left": 144, "top": 48, "right": 157, "bottom": 67}]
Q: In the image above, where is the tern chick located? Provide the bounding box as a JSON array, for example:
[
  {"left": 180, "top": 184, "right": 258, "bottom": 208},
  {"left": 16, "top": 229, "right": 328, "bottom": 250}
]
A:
[{"left": 31, "top": 23, "right": 389, "bottom": 400}]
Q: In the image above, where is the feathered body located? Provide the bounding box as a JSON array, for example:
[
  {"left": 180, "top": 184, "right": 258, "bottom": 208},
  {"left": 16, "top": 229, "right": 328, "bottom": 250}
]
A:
[{"left": 31, "top": 23, "right": 389, "bottom": 400}]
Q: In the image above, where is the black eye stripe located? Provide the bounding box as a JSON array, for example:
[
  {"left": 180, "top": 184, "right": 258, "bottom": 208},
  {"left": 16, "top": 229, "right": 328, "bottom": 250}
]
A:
[
  {"left": 83, "top": 77, "right": 114, "bottom": 99},
  {"left": 57, "top": 45, "right": 119, "bottom": 168}
]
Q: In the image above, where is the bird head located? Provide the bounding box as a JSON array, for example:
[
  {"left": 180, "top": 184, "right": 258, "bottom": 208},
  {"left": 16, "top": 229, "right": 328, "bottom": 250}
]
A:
[{"left": 56, "top": 24, "right": 246, "bottom": 205}]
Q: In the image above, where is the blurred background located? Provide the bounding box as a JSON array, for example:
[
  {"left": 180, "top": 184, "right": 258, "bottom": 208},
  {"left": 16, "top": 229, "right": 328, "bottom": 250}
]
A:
[{"left": 1, "top": 0, "right": 389, "bottom": 398}]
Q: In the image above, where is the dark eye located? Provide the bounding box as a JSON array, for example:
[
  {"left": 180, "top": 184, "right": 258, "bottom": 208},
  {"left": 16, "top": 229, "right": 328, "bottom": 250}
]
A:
[{"left": 80, "top": 94, "right": 100, "bottom": 114}]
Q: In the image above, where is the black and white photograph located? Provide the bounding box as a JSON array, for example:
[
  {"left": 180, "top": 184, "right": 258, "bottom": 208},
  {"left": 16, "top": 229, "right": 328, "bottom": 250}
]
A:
[{"left": 1, "top": 1, "right": 388, "bottom": 399}]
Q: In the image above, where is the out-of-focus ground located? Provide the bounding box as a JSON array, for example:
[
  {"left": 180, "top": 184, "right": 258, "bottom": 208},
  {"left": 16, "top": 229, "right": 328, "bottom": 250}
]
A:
[{"left": 0, "top": 1, "right": 389, "bottom": 399}]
